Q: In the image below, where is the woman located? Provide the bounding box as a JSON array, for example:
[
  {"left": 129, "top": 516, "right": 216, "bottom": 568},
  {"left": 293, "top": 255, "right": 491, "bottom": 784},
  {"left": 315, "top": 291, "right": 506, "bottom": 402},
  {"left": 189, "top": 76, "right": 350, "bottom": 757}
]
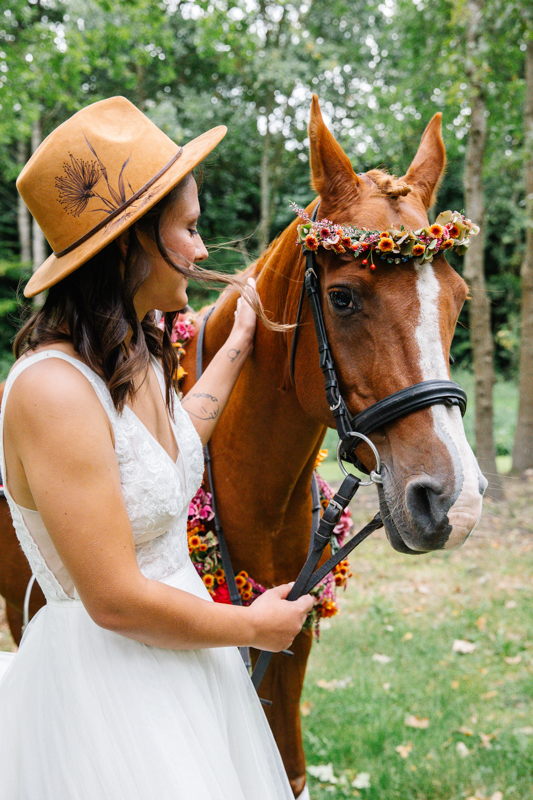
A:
[{"left": 0, "top": 96, "right": 313, "bottom": 799}]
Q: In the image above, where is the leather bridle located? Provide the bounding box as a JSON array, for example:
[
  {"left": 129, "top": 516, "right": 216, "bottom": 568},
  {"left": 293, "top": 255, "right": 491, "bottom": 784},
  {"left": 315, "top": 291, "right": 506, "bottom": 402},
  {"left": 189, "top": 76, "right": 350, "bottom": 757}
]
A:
[{"left": 289, "top": 201, "right": 467, "bottom": 478}]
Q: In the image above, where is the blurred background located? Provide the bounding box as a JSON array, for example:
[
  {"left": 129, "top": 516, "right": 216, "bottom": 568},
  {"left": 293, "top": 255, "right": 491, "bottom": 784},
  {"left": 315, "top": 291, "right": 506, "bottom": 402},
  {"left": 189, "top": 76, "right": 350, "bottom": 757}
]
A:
[{"left": 0, "top": 0, "right": 531, "bottom": 486}]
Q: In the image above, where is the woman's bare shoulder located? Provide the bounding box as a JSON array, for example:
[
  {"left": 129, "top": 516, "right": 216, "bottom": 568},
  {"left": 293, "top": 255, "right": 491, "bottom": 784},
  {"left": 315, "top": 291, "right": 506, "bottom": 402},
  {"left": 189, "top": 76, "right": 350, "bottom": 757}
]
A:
[{"left": 4, "top": 352, "right": 110, "bottom": 434}]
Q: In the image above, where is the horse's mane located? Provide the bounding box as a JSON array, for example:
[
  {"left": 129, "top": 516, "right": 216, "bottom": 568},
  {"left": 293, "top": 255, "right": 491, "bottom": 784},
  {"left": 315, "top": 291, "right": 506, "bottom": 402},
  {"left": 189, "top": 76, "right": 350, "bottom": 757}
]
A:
[{"left": 365, "top": 169, "right": 413, "bottom": 198}]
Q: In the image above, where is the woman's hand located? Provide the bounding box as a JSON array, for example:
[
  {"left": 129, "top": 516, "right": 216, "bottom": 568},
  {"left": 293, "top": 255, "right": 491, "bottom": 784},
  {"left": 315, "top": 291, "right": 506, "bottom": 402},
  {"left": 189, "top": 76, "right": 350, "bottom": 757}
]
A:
[
  {"left": 247, "top": 584, "right": 315, "bottom": 652},
  {"left": 226, "top": 277, "right": 258, "bottom": 359}
]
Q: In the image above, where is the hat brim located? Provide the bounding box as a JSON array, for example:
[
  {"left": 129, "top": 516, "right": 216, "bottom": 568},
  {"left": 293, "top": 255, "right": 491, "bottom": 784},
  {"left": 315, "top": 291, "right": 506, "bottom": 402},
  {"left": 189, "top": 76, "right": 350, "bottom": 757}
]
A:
[{"left": 24, "top": 125, "right": 227, "bottom": 298}]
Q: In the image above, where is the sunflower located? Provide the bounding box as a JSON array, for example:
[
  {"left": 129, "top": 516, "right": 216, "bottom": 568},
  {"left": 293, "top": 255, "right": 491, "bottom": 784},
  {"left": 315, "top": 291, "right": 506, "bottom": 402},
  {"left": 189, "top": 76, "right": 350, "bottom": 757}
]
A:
[{"left": 188, "top": 534, "right": 201, "bottom": 549}]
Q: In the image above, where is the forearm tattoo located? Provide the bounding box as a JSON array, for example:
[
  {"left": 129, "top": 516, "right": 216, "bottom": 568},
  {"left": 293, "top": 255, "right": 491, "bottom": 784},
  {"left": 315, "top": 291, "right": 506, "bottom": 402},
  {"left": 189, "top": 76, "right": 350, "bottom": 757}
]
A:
[
  {"left": 182, "top": 392, "right": 220, "bottom": 421},
  {"left": 227, "top": 348, "right": 241, "bottom": 362}
]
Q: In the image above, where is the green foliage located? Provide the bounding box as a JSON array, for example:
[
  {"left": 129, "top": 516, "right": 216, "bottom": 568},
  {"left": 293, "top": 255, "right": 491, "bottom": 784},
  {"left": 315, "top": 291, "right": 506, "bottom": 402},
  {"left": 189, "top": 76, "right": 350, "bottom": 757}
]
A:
[{"left": 0, "top": 0, "right": 528, "bottom": 388}]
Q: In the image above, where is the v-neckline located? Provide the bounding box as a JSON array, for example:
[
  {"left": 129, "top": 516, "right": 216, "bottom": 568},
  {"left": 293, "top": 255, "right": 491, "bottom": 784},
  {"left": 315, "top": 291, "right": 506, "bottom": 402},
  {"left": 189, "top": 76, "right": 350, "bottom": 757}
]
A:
[{"left": 125, "top": 360, "right": 180, "bottom": 468}]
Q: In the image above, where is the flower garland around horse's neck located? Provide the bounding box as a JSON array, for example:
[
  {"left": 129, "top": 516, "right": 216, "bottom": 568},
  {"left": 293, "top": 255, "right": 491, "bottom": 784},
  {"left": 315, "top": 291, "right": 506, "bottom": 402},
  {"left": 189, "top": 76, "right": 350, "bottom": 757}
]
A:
[
  {"left": 291, "top": 203, "right": 479, "bottom": 269},
  {"left": 164, "top": 310, "right": 356, "bottom": 637}
]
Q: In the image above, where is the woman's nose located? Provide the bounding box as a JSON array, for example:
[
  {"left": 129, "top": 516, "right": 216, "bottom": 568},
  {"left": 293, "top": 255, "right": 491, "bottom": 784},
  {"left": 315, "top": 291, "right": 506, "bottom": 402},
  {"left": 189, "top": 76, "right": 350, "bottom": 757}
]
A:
[{"left": 195, "top": 235, "right": 209, "bottom": 263}]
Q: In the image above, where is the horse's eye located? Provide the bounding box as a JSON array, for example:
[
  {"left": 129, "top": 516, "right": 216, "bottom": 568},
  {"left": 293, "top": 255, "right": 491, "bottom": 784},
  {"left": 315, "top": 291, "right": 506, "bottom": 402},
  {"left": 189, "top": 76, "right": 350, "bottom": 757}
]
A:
[{"left": 329, "top": 289, "right": 356, "bottom": 313}]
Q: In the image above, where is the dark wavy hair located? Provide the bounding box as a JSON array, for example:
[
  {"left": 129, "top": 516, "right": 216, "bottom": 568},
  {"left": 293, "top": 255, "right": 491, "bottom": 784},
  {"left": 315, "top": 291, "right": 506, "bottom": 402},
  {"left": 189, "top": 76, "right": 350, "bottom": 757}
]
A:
[{"left": 14, "top": 174, "right": 257, "bottom": 414}]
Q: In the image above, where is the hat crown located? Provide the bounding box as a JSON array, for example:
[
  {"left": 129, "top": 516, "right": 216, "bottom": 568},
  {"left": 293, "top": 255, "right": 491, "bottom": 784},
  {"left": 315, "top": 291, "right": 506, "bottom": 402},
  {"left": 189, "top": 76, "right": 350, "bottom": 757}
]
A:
[{"left": 17, "top": 97, "right": 179, "bottom": 254}]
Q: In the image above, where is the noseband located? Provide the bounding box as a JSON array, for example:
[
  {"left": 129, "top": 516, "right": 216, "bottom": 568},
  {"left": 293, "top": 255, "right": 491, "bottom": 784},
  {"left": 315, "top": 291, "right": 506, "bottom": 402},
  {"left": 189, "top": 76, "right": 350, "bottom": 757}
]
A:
[{"left": 289, "top": 202, "right": 467, "bottom": 478}]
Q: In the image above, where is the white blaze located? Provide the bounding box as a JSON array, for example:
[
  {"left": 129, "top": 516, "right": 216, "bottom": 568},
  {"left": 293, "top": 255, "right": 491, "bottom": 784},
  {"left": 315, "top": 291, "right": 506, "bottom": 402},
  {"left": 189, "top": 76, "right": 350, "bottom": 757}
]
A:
[{"left": 414, "top": 262, "right": 484, "bottom": 548}]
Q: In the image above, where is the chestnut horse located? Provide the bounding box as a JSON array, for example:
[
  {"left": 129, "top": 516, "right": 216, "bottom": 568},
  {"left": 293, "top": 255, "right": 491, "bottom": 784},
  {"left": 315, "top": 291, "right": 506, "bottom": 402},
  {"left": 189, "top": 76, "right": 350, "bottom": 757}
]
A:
[{"left": 0, "top": 97, "right": 485, "bottom": 798}]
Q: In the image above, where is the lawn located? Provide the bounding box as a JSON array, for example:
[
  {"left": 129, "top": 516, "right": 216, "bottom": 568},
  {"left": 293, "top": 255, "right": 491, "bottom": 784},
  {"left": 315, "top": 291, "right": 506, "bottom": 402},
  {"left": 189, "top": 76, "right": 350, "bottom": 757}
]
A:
[{"left": 302, "top": 477, "right": 533, "bottom": 800}]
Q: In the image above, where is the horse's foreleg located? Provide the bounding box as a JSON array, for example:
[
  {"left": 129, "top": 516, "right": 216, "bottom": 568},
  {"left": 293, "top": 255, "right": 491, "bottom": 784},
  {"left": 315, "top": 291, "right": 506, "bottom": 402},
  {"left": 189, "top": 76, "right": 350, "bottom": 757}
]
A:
[{"left": 251, "top": 627, "right": 313, "bottom": 798}]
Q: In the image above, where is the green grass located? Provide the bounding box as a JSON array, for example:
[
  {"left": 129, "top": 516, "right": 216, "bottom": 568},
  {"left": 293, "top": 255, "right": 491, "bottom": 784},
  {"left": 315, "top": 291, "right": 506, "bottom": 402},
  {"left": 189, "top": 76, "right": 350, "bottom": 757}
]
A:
[{"left": 301, "top": 492, "right": 533, "bottom": 799}]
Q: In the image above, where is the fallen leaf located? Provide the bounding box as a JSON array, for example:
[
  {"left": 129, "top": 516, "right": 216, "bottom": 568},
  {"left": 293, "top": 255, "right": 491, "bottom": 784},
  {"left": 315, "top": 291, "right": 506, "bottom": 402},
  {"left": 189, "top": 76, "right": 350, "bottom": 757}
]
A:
[
  {"left": 475, "top": 615, "right": 486, "bottom": 631},
  {"left": 404, "top": 714, "right": 430, "bottom": 729},
  {"left": 453, "top": 639, "right": 477, "bottom": 654},
  {"left": 481, "top": 690, "right": 498, "bottom": 699},
  {"left": 504, "top": 655, "right": 522, "bottom": 665},
  {"left": 316, "top": 677, "right": 353, "bottom": 690},
  {"left": 402, "top": 632, "right": 413, "bottom": 641},
  {"left": 417, "top": 584, "right": 430, "bottom": 594},
  {"left": 300, "top": 701, "right": 313, "bottom": 717},
  {"left": 480, "top": 732, "right": 496, "bottom": 749},
  {"left": 372, "top": 653, "right": 393, "bottom": 664},
  {"left": 351, "top": 773, "right": 371, "bottom": 789},
  {"left": 307, "top": 764, "right": 337, "bottom": 784},
  {"left": 383, "top": 682, "right": 391, "bottom": 692},
  {"left": 516, "top": 725, "right": 533, "bottom": 735},
  {"left": 458, "top": 726, "right": 474, "bottom": 736},
  {"left": 456, "top": 741, "right": 470, "bottom": 758},
  {"left": 490, "top": 792, "right": 504, "bottom": 800},
  {"left": 505, "top": 600, "right": 517, "bottom": 609},
  {"left": 451, "top": 680, "right": 460, "bottom": 689},
  {"left": 395, "top": 742, "right": 413, "bottom": 759}
]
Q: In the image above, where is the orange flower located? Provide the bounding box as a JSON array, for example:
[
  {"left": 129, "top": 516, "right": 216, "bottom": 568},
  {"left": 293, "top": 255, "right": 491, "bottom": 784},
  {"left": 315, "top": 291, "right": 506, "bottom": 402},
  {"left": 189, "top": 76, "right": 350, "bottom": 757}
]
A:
[
  {"left": 188, "top": 535, "right": 201, "bottom": 549},
  {"left": 380, "top": 231, "right": 390, "bottom": 238},
  {"left": 305, "top": 234, "right": 319, "bottom": 251},
  {"left": 332, "top": 242, "right": 346, "bottom": 254},
  {"left": 448, "top": 224, "right": 460, "bottom": 238},
  {"left": 237, "top": 570, "right": 249, "bottom": 579},
  {"left": 378, "top": 237, "right": 394, "bottom": 252},
  {"left": 216, "top": 576, "right": 226, "bottom": 585},
  {"left": 235, "top": 575, "right": 247, "bottom": 589},
  {"left": 429, "top": 224, "right": 444, "bottom": 238},
  {"left": 314, "top": 448, "right": 328, "bottom": 468},
  {"left": 241, "top": 590, "right": 253, "bottom": 602},
  {"left": 341, "top": 236, "right": 352, "bottom": 248},
  {"left": 203, "top": 574, "right": 215, "bottom": 589},
  {"left": 318, "top": 599, "right": 338, "bottom": 618},
  {"left": 412, "top": 243, "right": 426, "bottom": 256},
  {"left": 215, "top": 568, "right": 225, "bottom": 579},
  {"left": 441, "top": 239, "right": 454, "bottom": 251}
]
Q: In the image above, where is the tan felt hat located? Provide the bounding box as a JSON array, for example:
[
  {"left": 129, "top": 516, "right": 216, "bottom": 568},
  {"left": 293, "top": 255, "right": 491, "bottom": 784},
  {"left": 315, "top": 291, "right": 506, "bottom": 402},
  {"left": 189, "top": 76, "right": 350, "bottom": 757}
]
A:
[{"left": 18, "top": 96, "right": 227, "bottom": 297}]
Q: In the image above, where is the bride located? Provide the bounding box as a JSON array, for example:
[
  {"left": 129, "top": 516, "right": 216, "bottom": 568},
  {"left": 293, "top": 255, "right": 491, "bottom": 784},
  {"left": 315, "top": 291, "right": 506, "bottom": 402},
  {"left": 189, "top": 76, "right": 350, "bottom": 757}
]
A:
[{"left": 0, "top": 96, "right": 313, "bottom": 799}]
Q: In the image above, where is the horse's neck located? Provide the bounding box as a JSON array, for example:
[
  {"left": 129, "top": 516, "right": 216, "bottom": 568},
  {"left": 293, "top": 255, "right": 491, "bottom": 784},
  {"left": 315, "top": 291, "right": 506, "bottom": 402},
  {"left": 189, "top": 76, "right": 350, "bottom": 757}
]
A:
[{"left": 197, "top": 251, "right": 327, "bottom": 508}]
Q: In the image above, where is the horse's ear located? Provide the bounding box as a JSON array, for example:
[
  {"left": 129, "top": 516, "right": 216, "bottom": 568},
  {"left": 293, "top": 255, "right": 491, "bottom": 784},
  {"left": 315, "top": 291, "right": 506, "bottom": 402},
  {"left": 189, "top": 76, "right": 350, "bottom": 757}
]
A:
[
  {"left": 309, "top": 95, "right": 361, "bottom": 199},
  {"left": 401, "top": 113, "right": 446, "bottom": 210}
]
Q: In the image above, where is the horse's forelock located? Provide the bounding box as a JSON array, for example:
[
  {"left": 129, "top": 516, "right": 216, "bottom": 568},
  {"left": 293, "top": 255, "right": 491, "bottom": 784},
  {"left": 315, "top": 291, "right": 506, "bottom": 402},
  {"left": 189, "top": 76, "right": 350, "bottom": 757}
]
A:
[{"left": 365, "top": 169, "right": 413, "bottom": 198}]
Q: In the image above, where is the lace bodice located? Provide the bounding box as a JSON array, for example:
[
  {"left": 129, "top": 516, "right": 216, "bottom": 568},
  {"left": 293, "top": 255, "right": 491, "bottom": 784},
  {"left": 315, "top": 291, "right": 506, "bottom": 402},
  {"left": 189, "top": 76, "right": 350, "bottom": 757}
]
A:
[{"left": 0, "top": 351, "right": 204, "bottom": 602}]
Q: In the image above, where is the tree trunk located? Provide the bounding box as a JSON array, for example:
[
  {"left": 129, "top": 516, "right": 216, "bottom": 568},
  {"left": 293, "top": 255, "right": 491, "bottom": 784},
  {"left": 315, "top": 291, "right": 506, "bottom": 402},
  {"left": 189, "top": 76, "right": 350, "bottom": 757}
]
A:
[
  {"left": 463, "top": 0, "right": 502, "bottom": 497},
  {"left": 17, "top": 140, "right": 32, "bottom": 264},
  {"left": 259, "top": 126, "right": 271, "bottom": 253},
  {"left": 512, "top": 36, "right": 533, "bottom": 473},
  {"left": 31, "top": 117, "right": 47, "bottom": 308}
]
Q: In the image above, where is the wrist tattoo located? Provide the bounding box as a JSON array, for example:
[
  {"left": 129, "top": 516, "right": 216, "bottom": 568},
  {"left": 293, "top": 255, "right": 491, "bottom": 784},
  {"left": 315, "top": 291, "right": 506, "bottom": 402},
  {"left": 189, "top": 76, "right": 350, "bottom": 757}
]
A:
[
  {"left": 183, "top": 392, "right": 219, "bottom": 421},
  {"left": 227, "top": 348, "right": 241, "bottom": 362}
]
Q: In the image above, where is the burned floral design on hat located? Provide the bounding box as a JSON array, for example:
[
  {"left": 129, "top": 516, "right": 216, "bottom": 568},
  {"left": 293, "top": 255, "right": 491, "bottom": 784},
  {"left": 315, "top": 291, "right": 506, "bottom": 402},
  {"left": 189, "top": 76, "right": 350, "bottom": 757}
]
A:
[{"left": 55, "top": 136, "right": 133, "bottom": 218}]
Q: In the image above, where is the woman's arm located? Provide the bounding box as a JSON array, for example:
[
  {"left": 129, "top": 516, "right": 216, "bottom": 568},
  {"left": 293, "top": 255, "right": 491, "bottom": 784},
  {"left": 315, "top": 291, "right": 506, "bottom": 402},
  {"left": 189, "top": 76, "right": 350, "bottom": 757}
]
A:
[
  {"left": 5, "top": 358, "right": 313, "bottom": 651},
  {"left": 181, "top": 278, "right": 257, "bottom": 445}
]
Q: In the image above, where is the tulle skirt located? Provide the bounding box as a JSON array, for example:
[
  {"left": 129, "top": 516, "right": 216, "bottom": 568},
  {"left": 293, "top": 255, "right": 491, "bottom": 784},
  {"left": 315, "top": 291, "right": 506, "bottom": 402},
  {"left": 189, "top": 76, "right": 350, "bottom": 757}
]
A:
[{"left": 0, "top": 560, "right": 293, "bottom": 800}]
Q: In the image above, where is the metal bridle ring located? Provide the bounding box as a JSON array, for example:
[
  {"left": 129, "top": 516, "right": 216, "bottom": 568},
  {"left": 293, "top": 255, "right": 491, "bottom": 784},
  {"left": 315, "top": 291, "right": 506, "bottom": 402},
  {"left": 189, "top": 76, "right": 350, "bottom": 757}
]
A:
[{"left": 336, "top": 432, "right": 382, "bottom": 487}]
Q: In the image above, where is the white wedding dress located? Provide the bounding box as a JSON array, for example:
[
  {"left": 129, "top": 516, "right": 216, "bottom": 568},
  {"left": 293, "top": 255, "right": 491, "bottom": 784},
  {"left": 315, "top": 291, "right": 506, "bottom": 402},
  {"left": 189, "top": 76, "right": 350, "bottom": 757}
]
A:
[{"left": 0, "top": 351, "right": 293, "bottom": 800}]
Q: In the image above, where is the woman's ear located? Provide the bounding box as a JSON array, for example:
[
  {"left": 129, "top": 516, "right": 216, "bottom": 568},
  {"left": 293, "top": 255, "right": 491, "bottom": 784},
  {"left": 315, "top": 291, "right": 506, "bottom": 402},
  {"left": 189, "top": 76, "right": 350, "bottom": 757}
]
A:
[{"left": 117, "top": 230, "right": 129, "bottom": 262}]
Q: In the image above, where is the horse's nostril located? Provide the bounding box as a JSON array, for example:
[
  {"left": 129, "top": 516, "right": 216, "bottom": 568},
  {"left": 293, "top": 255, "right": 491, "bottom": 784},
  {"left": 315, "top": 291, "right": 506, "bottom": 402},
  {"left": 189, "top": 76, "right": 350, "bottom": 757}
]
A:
[{"left": 405, "top": 477, "right": 451, "bottom": 533}]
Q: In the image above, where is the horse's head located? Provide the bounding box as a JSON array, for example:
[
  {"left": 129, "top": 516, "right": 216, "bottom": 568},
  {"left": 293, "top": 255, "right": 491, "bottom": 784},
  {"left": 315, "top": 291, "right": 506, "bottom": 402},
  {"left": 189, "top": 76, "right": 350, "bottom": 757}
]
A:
[{"left": 290, "top": 96, "right": 486, "bottom": 554}]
